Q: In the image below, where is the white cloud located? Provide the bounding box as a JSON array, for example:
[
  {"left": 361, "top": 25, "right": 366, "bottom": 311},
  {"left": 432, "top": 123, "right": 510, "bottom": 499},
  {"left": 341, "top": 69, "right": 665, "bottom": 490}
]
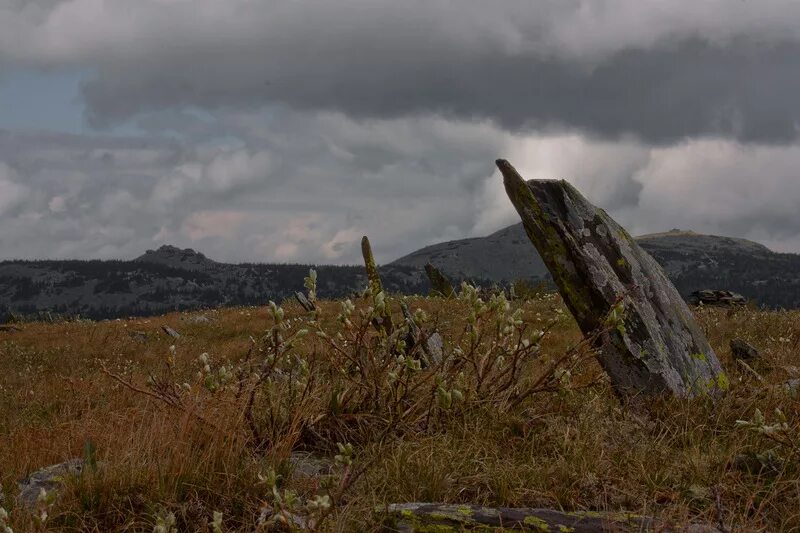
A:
[
  {"left": 0, "top": 162, "right": 29, "bottom": 215},
  {"left": 4, "top": 106, "right": 800, "bottom": 263}
]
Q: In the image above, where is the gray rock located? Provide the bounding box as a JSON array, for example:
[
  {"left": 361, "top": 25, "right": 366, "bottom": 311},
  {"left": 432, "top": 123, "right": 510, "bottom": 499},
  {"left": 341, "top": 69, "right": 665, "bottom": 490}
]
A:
[
  {"left": 424, "top": 332, "right": 444, "bottom": 365},
  {"left": 731, "top": 451, "right": 782, "bottom": 476},
  {"left": 497, "top": 159, "right": 727, "bottom": 398},
  {"left": 383, "top": 502, "right": 722, "bottom": 532},
  {"left": 17, "top": 459, "right": 83, "bottom": 510},
  {"left": 289, "top": 452, "right": 333, "bottom": 478},
  {"left": 183, "top": 314, "right": 213, "bottom": 324},
  {"left": 294, "top": 292, "right": 316, "bottom": 312},
  {"left": 129, "top": 330, "right": 148, "bottom": 341},
  {"left": 689, "top": 290, "right": 747, "bottom": 307},
  {"left": 781, "top": 378, "right": 800, "bottom": 397},
  {"left": 400, "top": 301, "right": 443, "bottom": 366},
  {"left": 730, "top": 339, "right": 759, "bottom": 360},
  {"left": 161, "top": 325, "right": 181, "bottom": 339}
]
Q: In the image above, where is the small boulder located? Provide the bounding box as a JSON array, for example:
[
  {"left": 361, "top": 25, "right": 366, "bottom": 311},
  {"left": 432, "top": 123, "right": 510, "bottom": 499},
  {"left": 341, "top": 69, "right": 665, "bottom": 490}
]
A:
[
  {"left": 730, "top": 339, "right": 759, "bottom": 360},
  {"left": 294, "top": 292, "right": 316, "bottom": 312},
  {"left": 781, "top": 378, "right": 800, "bottom": 398},
  {"left": 689, "top": 290, "right": 746, "bottom": 307},
  {"left": 129, "top": 330, "right": 148, "bottom": 342},
  {"left": 17, "top": 459, "right": 83, "bottom": 510},
  {"left": 183, "top": 314, "right": 213, "bottom": 324},
  {"left": 161, "top": 325, "right": 181, "bottom": 339},
  {"left": 289, "top": 452, "right": 333, "bottom": 478}
]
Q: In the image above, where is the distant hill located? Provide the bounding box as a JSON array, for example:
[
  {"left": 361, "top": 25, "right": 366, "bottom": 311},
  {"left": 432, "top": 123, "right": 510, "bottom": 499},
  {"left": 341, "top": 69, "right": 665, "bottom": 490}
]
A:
[
  {"left": 3, "top": 227, "right": 800, "bottom": 321},
  {"left": 0, "top": 246, "right": 430, "bottom": 321},
  {"left": 392, "top": 224, "right": 800, "bottom": 309}
]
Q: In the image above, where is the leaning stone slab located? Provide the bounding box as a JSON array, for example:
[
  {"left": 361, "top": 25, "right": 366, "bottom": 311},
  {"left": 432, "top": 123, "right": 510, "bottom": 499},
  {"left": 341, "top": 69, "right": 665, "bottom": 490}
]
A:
[
  {"left": 424, "top": 263, "right": 455, "bottom": 298},
  {"left": 496, "top": 159, "right": 726, "bottom": 398},
  {"left": 382, "top": 502, "right": 721, "bottom": 532}
]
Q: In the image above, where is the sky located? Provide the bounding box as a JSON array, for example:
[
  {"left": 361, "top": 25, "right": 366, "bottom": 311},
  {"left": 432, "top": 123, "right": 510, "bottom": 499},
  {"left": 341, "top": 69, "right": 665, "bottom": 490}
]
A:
[{"left": 3, "top": 1, "right": 800, "bottom": 264}]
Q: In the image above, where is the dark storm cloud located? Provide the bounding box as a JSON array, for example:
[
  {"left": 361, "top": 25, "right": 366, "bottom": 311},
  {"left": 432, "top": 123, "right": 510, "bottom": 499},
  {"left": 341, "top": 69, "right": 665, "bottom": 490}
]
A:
[
  {"left": 4, "top": 1, "right": 800, "bottom": 143},
  {"left": 80, "top": 38, "right": 800, "bottom": 144},
  {"left": 4, "top": 1, "right": 800, "bottom": 260}
]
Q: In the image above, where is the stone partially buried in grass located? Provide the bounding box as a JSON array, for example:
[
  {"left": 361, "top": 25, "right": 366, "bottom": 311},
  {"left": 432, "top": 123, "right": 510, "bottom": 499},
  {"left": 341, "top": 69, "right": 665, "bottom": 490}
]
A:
[
  {"left": 383, "top": 502, "right": 722, "bottom": 532},
  {"left": 496, "top": 159, "right": 726, "bottom": 398},
  {"left": 17, "top": 459, "right": 84, "bottom": 510},
  {"left": 730, "top": 338, "right": 759, "bottom": 360}
]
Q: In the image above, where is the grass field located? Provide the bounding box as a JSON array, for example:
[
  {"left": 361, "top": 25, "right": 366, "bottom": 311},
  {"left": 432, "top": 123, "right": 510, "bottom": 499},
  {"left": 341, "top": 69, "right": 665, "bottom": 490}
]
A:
[{"left": 1, "top": 286, "right": 799, "bottom": 531}]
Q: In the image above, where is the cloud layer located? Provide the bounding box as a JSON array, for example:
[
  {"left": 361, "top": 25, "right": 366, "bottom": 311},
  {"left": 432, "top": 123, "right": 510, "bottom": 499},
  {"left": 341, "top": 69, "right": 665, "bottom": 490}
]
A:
[
  {"left": 2, "top": 1, "right": 800, "bottom": 262},
  {"left": 4, "top": 1, "right": 800, "bottom": 141},
  {"left": 5, "top": 116, "right": 800, "bottom": 264}
]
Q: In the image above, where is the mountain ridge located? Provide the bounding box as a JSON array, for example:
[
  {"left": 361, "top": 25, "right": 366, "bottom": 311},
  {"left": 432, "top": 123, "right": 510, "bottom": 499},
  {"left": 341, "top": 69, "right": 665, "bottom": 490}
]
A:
[{"left": 2, "top": 226, "right": 800, "bottom": 320}]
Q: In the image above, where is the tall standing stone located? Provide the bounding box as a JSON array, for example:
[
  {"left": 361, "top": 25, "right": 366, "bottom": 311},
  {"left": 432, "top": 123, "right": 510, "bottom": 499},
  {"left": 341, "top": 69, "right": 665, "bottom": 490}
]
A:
[
  {"left": 361, "top": 236, "right": 393, "bottom": 334},
  {"left": 496, "top": 159, "right": 727, "bottom": 397}
]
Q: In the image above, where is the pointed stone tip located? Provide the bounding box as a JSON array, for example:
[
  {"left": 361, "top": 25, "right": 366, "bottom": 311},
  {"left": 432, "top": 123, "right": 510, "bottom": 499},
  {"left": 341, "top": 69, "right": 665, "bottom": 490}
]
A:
[
  {"left": 495, "top": 159, "right": 514, "bottom": 175},
  {"left": 495, "top": 158, "right": 523, "bottom": 182},
  {"left": 495, "top": 158, "right": 530, "bottom": 210}
]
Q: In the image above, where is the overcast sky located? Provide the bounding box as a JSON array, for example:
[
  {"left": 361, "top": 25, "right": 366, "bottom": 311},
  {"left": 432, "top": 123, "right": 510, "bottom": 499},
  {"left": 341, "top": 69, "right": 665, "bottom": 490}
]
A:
[{"left": 3, "top": 0, "right": 800, "bottom": 264}]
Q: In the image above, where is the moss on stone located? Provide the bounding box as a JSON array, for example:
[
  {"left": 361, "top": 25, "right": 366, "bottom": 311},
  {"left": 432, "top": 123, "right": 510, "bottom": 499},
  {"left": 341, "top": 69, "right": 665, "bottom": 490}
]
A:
[{"left": 523, "top": 515, "right": 551, "bottom": 531}]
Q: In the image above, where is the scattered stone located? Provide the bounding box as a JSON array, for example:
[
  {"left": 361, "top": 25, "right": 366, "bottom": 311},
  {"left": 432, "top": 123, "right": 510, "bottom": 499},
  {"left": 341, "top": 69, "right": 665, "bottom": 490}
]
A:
[
  {"left": 129, "top": 330, "right": 148, "bottom": 342},
  {"left": 161, "top": 325, "right": 181, "bottom": 339},
  {"left": 780, "top": 378, "right": 800, "bottom": 397},
  {"left": 17, "top": 459, "right": 84, "bottom": 510},
  {"left": 424, "top": 263, "right": 455, "bottom": 298},
  {"left": 382, "top": 502, "right": 722, "bottom": 532},
  {"left": 294, "top": 292, "right": 316, "bottom": 312},
  {"left": 183, "top": 314, "right": 213, "bottom": 324},
  {"left": 288, "top": 451, "right": 333, "bottom": 478},
  {"left": 497, "top": 159, "right": 726, "bottom": 398},
  {"left": 730, "top": 339, "right": 759, "bottom": 360},
  {"left": 731, "top": 451, "right": 783, "bottom": 476},
  {"left": 689, "top": 290, "right": 747, "bottom": 307},
  {"left": 400, "top": 301, "right": 443, "bottom": 365},
  {"left": 424, "top": 332, "right": 444, "bottom": 365}
]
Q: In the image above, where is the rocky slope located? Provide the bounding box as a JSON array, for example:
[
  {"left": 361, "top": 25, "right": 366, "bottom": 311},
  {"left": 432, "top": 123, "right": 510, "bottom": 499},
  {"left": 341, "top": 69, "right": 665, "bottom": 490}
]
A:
[{"left": 392, "top": 224, "right": 800, "bottom": 309}]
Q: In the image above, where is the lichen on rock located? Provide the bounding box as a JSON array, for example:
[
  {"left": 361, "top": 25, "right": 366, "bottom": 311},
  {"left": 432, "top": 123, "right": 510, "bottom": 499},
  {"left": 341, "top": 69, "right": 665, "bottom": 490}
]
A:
[{"left": 496, "top": 159, "right": 726, "bottom": 398}]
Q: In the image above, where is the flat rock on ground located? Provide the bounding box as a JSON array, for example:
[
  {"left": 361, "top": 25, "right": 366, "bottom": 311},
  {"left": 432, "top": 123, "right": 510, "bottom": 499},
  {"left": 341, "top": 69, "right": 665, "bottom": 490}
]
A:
[{"left": 17, "top": 459, "right": 84, "bottom": 510}]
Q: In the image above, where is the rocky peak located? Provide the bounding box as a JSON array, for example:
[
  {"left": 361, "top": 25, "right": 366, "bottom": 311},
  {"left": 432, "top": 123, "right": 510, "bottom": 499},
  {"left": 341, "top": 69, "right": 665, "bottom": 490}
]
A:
[{"left": 134, "top": 245, "right": 216, "bottom": 269}]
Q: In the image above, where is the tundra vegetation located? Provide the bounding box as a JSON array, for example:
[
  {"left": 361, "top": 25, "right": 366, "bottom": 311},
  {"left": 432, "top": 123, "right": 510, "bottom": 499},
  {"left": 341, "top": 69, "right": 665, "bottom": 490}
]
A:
[
  {"left": 0, "top": 276, "right": 799, "bottom": 530},
  {"left": 1, "top": 165, "right": 799, "bottom": 531}
]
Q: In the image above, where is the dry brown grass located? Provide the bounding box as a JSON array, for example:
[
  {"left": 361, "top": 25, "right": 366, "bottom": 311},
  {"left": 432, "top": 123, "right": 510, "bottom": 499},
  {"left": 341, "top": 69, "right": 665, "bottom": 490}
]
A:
[{"left": 1, "top": 293, "right": 799, "bottom": 531}]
